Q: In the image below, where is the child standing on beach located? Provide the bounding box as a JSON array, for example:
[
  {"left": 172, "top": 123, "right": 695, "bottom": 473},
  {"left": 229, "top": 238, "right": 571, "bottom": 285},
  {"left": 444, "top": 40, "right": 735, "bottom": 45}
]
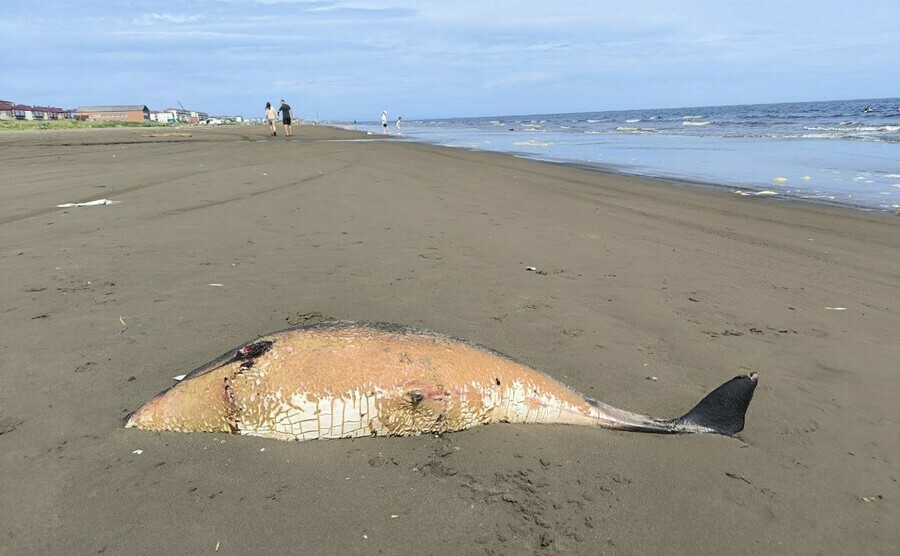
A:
[
  {"left": 396, "top": 116, "right": 402, "bottom": 135},
  {"left": 265, "top": 102, "right": 277, "bottom": 136}
]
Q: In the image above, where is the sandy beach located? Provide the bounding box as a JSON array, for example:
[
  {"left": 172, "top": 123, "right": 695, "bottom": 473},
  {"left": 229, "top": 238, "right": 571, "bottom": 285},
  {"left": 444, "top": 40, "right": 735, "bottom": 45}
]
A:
[{"left": 1, "top": 125, "right": 897, "bottom": 555}]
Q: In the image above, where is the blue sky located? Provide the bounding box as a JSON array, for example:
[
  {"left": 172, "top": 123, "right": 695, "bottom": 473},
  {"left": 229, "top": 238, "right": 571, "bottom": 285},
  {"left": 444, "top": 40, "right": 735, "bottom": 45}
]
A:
[{"left": 2, "top": 1, "right": 898, "bottom": 120}]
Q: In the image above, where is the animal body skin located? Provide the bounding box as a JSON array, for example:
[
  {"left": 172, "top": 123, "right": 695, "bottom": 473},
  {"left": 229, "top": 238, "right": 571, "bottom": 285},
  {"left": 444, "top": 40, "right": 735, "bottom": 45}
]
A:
[{"left": 126, "top": 322, "right": 758, "bottom": 440}]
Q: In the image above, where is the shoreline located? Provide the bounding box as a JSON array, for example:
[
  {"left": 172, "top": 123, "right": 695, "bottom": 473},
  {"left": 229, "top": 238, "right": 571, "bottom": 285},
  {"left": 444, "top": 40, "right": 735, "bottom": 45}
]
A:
[
  {"left": 9, "top": 121, "right": 897, "bottom": 214},
  {"left": 342, "top": 98, "right": 900, "bottom": 213},
  {"left": 2, "top": 125, "right": 897, "bottom": 554},
  {"left": 531, "top": 156, "right": 899, "bottom": 214},
  {"left": 379, "top": 133, "right": 900, "bottom": 215}
]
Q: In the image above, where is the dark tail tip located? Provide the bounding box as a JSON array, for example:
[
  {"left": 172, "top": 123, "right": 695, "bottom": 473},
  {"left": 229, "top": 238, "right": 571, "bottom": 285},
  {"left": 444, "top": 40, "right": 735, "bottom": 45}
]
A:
[{"left": 676, "top": 373, "right": 758, "bottom": 435}]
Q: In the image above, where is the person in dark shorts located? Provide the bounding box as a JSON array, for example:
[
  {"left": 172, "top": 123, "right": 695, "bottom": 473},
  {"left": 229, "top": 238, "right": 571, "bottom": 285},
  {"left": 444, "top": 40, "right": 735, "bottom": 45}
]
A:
[{"left": 278, "top": 99, "right": 293, "bottom": 137}]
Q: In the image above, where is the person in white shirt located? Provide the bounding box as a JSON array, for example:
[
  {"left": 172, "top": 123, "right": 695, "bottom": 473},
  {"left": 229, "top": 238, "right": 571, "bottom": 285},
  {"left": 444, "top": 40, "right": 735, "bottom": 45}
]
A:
[{"left": 265, "top": 102, "right": 277, "bottom": 136}]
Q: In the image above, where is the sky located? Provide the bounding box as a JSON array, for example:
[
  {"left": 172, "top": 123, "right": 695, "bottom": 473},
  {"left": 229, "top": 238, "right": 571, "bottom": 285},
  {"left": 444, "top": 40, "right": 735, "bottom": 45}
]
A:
[{"left": 2, "top": 1, "right": 898, "bottom": 120}]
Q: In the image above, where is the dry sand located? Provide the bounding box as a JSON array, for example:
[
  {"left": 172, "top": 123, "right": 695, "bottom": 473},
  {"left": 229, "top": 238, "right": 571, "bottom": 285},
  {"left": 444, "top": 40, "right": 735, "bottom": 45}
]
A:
[{"left": 1, "top": 125, "right": 897, "bottom": 555}]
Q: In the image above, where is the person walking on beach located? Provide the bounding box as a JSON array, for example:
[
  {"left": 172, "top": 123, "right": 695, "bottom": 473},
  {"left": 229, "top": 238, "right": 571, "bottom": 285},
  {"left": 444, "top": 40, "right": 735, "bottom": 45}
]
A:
[
  {"left": 382, "top": 110, "right": 389, "bottom": 134},
  {"left": 396, "top": 116, "right": 402, "bottom": 135},
  {"left": 265, "top": 101, "right": 277, "bottom": 136},
  {"left": 278, "top": 99, "right": 293, "bottom": 137}
]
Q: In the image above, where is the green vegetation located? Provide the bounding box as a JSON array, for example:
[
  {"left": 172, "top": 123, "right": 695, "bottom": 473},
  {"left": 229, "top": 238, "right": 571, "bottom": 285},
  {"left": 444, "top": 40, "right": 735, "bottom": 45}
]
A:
[{"left": 0, "top": 120, "right": 167, "bottom": 131}]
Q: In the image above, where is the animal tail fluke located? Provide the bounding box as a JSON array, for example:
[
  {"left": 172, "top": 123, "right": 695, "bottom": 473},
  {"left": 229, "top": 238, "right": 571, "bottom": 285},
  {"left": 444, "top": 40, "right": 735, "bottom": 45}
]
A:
[{"left": 667, "top": 372, "right": 758, "bottom": 435}]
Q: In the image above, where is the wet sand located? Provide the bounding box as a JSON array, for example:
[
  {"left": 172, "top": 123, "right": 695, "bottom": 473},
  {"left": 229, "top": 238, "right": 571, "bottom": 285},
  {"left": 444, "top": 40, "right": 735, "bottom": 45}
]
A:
[{"left": 1, "top": 125, "right": 897, "bottom": 555}]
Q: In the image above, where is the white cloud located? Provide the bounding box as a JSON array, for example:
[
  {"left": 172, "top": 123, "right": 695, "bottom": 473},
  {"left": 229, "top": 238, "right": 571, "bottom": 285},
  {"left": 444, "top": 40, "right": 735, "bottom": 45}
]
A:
[{"left": 134, "top": 13, "right": 202, "bottom": 25}]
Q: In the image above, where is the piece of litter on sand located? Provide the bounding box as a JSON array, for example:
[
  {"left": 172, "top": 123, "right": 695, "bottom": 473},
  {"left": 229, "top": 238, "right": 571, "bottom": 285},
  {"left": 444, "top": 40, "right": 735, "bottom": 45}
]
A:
[
  {"left": 132, "top": 449, "right": 143, "bottom": 455},
  {"left": 725, "top": 472, "right": 752, "bottom": 484},
  {"left": 173, "top": 374, "right": 186, "bottom": 381},
  {"left": 825, "top": 307, "right": 847, "bottom": 311},
  {"left": 208, "top": 283, "right": 224, "bottom": 287},
  {"left": 56, "top": 199, "right": 119, "bottom": 208},
  {"left": 861, "top": 495, "right": 883, "bottom": 503},
  {"left": 526, "top": 266, "right": 537, "bottom": 271},
  {"left": 390, "top": 514, "right": 399, "bottom": 518},
  {"left": 646, "top": 376, "right": 658, "bottom": 381},
  {"left": 215, "top": 541, "right": 220, "bottom": 552}
]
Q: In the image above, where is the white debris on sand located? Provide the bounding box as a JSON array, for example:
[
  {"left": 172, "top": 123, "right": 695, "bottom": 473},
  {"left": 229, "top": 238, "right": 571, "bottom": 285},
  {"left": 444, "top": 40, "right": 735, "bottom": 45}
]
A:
[{"left": 56, "top": 199, "right": 119, "bottom": 208}]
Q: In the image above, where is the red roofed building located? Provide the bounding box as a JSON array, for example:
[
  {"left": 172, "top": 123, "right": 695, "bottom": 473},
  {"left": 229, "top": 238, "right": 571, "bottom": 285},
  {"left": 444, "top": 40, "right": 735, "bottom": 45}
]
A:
[
  {"left": 0, "top": 100, "right": 13, "bottom": 120},
  {"left": 0, "top": 101, "right": 75, "bottom": 121},
  {"left": 47, "top": 107, "right": 70, "bottom": 119},
  {"left": 11, "top": 104, "right": 31, "bottom": 120},
  {"left": 31, "top": 106, "right": 50, "bottom": 120}
]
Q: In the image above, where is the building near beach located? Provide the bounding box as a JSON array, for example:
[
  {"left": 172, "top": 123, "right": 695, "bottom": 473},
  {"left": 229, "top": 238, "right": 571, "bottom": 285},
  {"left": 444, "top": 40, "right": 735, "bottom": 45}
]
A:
[
  {"left": 31, "top": 106, "right": 70, "bottom": 120},
  {"left": 76, "top": 105, "right": 150, "bottom": 123},
  {"left": 0, "top": 101, "right": 73, "bottom": 121},
  {"left": 162, "top": 108, "right": 191, "bottom": 123},
  {"left": 1, "top": 101, "right": 32, "bottom": 120},
  {"left": 190, "top": 110, "right": 209, "bottom": 125},
  {"left": 149, "top": 110, "right": 175, "bottom": 124},
  {"left": 10, "top": 104, "right": 32, "bottom": 120},
  {"left": 0, "top": 100, "right": 14, "bottom": 120}
]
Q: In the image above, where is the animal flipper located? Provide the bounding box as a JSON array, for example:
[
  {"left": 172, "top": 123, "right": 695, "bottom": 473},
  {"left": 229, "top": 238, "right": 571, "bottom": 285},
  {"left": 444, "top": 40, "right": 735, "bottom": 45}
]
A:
[{"left": 664, "top": 372, "right": 758, "bottom": 435}]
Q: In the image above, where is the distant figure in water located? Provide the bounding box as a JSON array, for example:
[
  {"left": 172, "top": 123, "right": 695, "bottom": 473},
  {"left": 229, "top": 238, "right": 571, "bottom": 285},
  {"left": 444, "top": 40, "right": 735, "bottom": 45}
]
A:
[
  {"left": 265, "top": 102, "right": 277, "bottom": 136},
  {"left": 382, "top": 110, "right": 389, "bottom": 134},
  {"left": 396, "top": 116, "right": 402, "bottom": 135},
  {"left": 864, "top": 106, "right": 875, "bottom": 113}
]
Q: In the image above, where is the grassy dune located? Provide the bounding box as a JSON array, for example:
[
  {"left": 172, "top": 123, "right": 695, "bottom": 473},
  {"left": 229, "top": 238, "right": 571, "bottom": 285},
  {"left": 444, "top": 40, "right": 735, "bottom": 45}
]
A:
[{"left": 0, "top": 120, "right": 167, "bottom": 131}]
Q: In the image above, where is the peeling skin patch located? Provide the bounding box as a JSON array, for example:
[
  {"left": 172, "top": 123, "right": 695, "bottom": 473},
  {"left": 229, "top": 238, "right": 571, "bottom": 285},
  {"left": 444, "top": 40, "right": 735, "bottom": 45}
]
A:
[{"left": 125, "top": 321, "right": 758, "bottom": 440}]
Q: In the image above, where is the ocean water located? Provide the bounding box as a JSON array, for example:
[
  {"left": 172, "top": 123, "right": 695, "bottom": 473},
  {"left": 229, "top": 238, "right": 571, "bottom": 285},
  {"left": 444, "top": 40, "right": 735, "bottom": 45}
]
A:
[{"left": 346, "top": 98, "right": 900, "bottom": 212}]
